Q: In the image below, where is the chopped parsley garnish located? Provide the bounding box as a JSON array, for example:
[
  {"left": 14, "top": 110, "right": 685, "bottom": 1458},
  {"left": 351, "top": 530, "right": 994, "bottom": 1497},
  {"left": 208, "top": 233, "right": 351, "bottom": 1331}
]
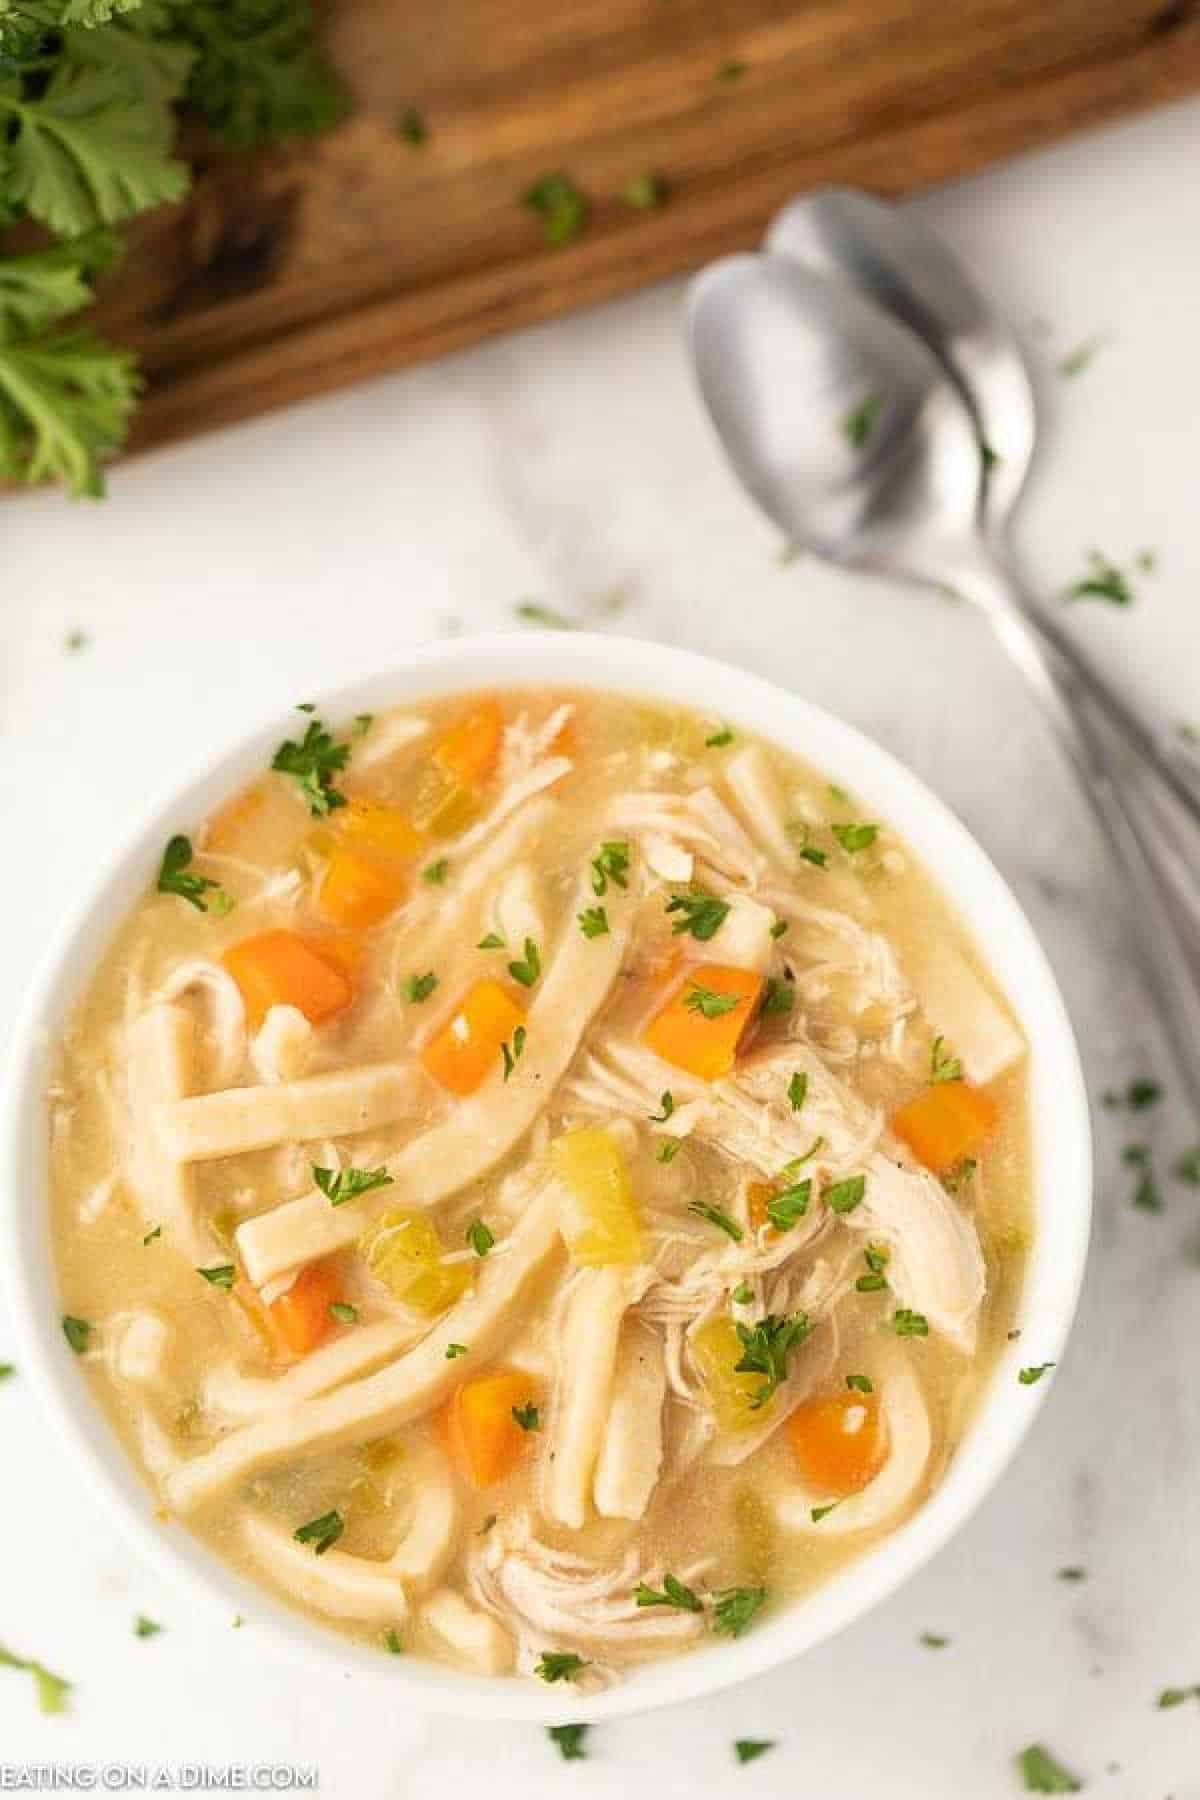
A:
[
  {"left": 445, "top": 1343, "right": 468, "bottom": 1359},
  {"left": 666, "top": 889, "right": 730, "bottom": 941},
  {"left": 590, "top": 840, "right": 631, "bottom": 896},
  {"left": 477, "top": 932, "right": 505, "bottom": 949},
  {"left": 892, "top": 1308, "right": 929, "bottom": 1336},
  {"left": 501, "top": 1025, "right": 526, "bottom": 1081},
  {"left": 760, "top": 977, "right": 794, "bottom": 1017},
  {"left": 842, "top": 390, "right": 883, "bottom": 449},
  {"left": 384, "top": 1627, "right": 403, "bottom": 1654},
  {"left": 197, "top": 1264, "right": 236, "bottom": 1289},
  {"left": 657, "top": 1141, "right": 680, "bottom": 1164},
  {"left": 1126, "top": 1078, "right": 1162, "bottom": 1110},
  {"left": 787, "top": 1071, "right": 808, "bottom": 1111},
  {"left": 62, "top": 1315, "right": 92, "bottom": 1353},
  {"left": 0, "top": 1643, "right": 72, "bottom": 1715},
  {"left": 929, "top": 1036, "right": 963, "bottom": 1084},
  {"left": 1157, "top": 1684, "right": 1200, "bottom": 1709},
  {"left": 1123, "top": 1143, "right": 1162, "bottom": 1212},
  {"left": 771, "top": 918, "right": 789, "bottom": 938},
  {"left": 397, "top": 106, "right": 427, "bottom": 146},
  {"left": 65, "top": 631, "right": 89, "bottom": 654},
  {"left": 422, "top": 858, "right": 450, "bottom": 885},
  {"left": 810, "top": 1501, "right": 839, "bottom": 1523},
  {"left": 329, "top": 1302, "right": 358, "bottom": 1325},
  {"left": 622, "top": 171, "right": 667, "bottom": 211},
  {"left": 824, "top": 1174, "right": 866, "bottom": 1214},
  {"left": 271, "top": 713, "right": 350, "bottom": 816},
  {"left": 1056, "top": 1566, "right": 1086, "bottom": 1582},
  {"left": 778, "top": 1137, "right": 824, "bottom": 1176},
  {"left": 733, "top": 1740, "right": 775, "bottom": 1765},
  {"left": 548, "top": 1724, "right": 589, "bottom": 1760},
  {"left": 142, "top": 1225, "right": 162, "bottom": 1245},
  {"left": 832, "top": 821, "right": 879, "bottom": 854},
  {"left": 516, "top": 601, "right": 572, "bottom": 629},
  {"left": 293, "top": 1510, "right": 344, "bottom": 1555},
  {"left": 134, "top": 1615, "right": 163, "bottom": 1638},
  {"left": 511, "top": 1402, "right": 540, "bottom": 1431},
  {"left": 634, "top": 1573, "right": 702, "bottom": 1612},
  {"left": 943, "top": 1158, "right": 977, "bottom": 1194},
  {"left": 685, "top": 983, "right": 740, "bottom": 1019},
  {"left": 711, "top": 1585, "right": 767, "bottom": 1638},
  {"left": 687, "top": 1199, "right": 743, "bottom": 1242},
  {"left": 466, "top": 1219, "right": 495, "bottom": 1258},
  {"left": 1063, "top": 549, "right": 1136, "bottom": 607},
  {"left": 507, "top": 938, "right": 542, "bottom": 987},
  {"left": 534, "top": 1650, "right": 590, "bottom": 1682},
  {"left": 716, "top": 59, "right": 747, "bottom": 81},
  {"left": 705, "top": 725, "right": 735, "bottom": 747},
  {"left": 1057, "top": 335, "right": 1108, "bottom": 378},
  {"left": 156, "top": 836, "right": 229, "bottom": 913},
  {"left": 846, "top": 1373, "right": 873, "bottom": 1393},
  {"left": 1175, "top": 1147, "right": 1200, "bottom": 1186},
  {"left": 856, "top": 1244, "right": 890, "bottom": 1292},
  {"left": 403, "top": 971, "right": 438, "bottom": 1003},
  {"left": 1019, "top": 1363, "right": 1055, "bottom": 1385},
  {"left": 578, "top": 906, "right": 609, "bottom": 938},
  {"left": 0, "top": 1364, "right": 14, "bottom": 1382},
  {"left": 353, "top": 714, "right": 373, "bottom": 738},
  {"left": 1016, "top": 1743, "right": 1081, "bottom": 1792},
  {"left": 650, "top": 1091, "right": 675, "bottom": 1123},
  {"left": 524, "top": 172, "right": 590, "bottom": 247},
  {"left": 919, "top": 1632, "right": 949, "bottom": 1649},
  {"left": 800, "top": 844, "right": 829, "bottom": 868},
  {"left": 767, "top": 1181, "right": 811, "bottom": 1231},
  {"left": 734, "top": 1312, "right": 811, "bottom": 1408},
  {"left": 313, "top": 1165, "right": 393, "bottom": 1207},
  {"left": 732, "top": 1281, "right": 754, "bottom": 1304}
]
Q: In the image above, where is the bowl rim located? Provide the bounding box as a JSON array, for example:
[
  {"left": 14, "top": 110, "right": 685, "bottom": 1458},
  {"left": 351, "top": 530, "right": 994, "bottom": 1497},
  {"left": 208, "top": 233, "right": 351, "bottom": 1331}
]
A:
[{"left": 0, "top": 630, "right": 1092, "bottom": 1723}]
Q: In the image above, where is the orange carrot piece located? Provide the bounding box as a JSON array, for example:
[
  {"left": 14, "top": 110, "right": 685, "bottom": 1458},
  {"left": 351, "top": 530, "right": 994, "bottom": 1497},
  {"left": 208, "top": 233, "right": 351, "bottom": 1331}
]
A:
[
  {"left": 340, "top": 799, "right": 422, "bottom": 861},
  {"left": 443, "top": 1368, "right": 540, "bottom": 1488},
  {"left": 267, "top": 1260, "right": 342, "bottom": 1358},
  {"left": 317, "top": 844, "right": 406, "bottom": 930},
  {"left": 203, "top": 784, "right": 264, "bottom": 854},
  {"left": 433, "top": 700, "right": 504, "bottom": 789},
  {"left": 891, "top": 1081, "right": 998, "bottom": 1174},
  {"left": 421, "top": 978, "right": 526, "bottom": 1097},
  {"left": 786, "top": 1390, "right": 886, "bottom": 1497},
  {"left": 642, "top": 963, "right": 764, "bottom": 1081},
  {"left": 746, "top": 1181, "right": 775, "bottom": 1231},
  {"left": 222, "top": 929, "right": 353, "bottom": 1027}
]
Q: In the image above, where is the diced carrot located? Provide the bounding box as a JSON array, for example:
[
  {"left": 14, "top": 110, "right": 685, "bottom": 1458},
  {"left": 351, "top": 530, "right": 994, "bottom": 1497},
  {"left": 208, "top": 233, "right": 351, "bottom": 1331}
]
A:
[
  {"left": 317, "top": 844, "right": 406, "bottom": 929},
  {"left": 340, "top": 799, "right": 422, "bottom": 861},
  {"left": 787, "top": 1390, "right": 886, "bottom": 1497},
  {"left": 410, "top": 765, "right": 480, "bottom": 837},
  {"left": 267, "top": 1259, "right": 342, "bottom": 1358},
  {"left": 746, "top": 1181, "right": 775, "bottom": 1231},
  {"left": 421, "top": 978, "right": 526, "bottom": 1097},
  {"left": 443, "top": 1367, "right": 540, "bottom": 1488},
  {"left": 642, "top": 963, "right": 765, "bottom": 1081},
  {"left": 203, "top": 783, "right": 264, "bottom": 854},
  {"left": 222, "top": 929, "right": 353, "bottom": 1027},
  {"left": 433, "top": 700, "right": 504, "bottom": 789},
  {"left": 891, "top": 1081, "right": 998, "bottom": 1174}
]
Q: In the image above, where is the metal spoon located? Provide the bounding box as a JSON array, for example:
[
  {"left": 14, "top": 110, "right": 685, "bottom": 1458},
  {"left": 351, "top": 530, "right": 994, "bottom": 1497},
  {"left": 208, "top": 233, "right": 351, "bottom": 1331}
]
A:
[
  {"left": 686, "top": 252, "right": 1200, "bottom": 1108},
  {"left": 766, "top": 186, "right": 1200, "bottom": 812}
]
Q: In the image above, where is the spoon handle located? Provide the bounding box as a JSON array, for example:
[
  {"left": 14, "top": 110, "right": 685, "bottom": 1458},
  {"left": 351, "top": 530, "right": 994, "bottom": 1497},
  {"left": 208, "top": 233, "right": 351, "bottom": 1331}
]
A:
[{"left": 953, "top": 549, "right": 1200, "bottom": 1112}]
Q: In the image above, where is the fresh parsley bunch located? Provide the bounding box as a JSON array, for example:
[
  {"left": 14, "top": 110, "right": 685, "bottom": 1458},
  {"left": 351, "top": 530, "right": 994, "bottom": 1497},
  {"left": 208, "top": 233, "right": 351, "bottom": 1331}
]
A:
[{"left": 0, "top": 0, "right": 344, "bottom": 496}]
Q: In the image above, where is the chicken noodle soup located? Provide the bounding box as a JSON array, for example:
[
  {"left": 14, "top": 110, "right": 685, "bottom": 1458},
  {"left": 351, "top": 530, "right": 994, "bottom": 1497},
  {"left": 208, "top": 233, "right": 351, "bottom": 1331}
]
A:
[{"left": 49, "top": 689, "right": 1030, "bottom": 1686}]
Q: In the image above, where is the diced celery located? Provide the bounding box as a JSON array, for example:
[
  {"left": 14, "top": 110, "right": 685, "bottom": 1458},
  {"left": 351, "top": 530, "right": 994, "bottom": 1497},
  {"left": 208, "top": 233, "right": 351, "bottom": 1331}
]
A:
[
  {"left": 360, "top": 1209, "right": 472, "bottom": 1315},
  {"left": 550, "top": 1126, "right": 643, "bottom": 1266},
  {"left": 691, "top": 1315, "right": 768, "bottom": 1432}
]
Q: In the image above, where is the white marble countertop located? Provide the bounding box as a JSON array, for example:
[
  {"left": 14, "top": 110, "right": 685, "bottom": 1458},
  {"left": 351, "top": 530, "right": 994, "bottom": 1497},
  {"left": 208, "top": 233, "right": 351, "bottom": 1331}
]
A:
[{"left": 3, "top": 92, "right": 1200, "bottom": 1799}]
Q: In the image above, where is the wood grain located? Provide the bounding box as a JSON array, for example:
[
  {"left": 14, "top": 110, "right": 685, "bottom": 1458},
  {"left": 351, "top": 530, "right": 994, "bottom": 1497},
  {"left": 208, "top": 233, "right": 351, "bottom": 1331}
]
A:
[{"left": 85, "top": 0, "right": 1200, "bottom": 454}]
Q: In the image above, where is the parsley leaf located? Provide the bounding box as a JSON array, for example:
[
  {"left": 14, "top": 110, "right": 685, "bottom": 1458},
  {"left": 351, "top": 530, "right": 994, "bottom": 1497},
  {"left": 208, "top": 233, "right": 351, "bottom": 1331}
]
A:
[
  {"left": 396, "top": 105, "right": 426, "bottom": 145},
  {"left": 766, "top": 1181, "right": 811, "bottom": 1231},
  {"left": 293, "top": 1509, "right": 344, "bottom": 1555},
  {"left": 515, "top": 600, "right": 571, "bottom": 628},
  {"left": 919, "top": 1631, "right": 950, "bottom": 1648},
  {"left": 892, "top": 1308, "right": 929, "bottom": 1336},
  {"left": 734, "top": 1311, "right": 811, "bottom": 1408},
  {"left": 548, "top": 1724, "right": 589, "bottom": 1760},
  {"left": 810, "top": 1501, "right": 839, "bottom": 1523},
  {"left": 1056, "top": 1566, "right": 1086, "bottom": 1582},
  {"left": 176, "top": 0, "right": 347, "bottom": 148},
  {"left": 501, "top": 1024, "right": 526, "bottom": 1080},
  {"left": 929, "top": 1035, "right": 962, "bottom": 1083},
  {"left": 511, "top": 1401, "right": 540, "bottom": 1430},
  {"left": 649, "top": 1091, "right": 674, "bottom": 1123},
  {"left": 156, "top": 834, "right": 227, "bottom": 912},
  {"left": 846, "top": 1373, "right": 873, "bottom": 1393},
  {"left": 534, "top": 1650, "right": 590, "bottom": 1682},
  {"left": 383, "top": 1626, "right": 403, "bottom": 1653},
  {"left": 842, "top": 390, "right": 883, "bottom": 449},
  {"left": 824, "top": 1174, "right": 865, "bottom": 1214},
  {"left": 1124, "top": 1142, "right": 1162, "bottom": 1213},
  {"left": 711, "top": 1585, "right": 767, "bottom": 1638},
  {"left": 687, "top": 1199, "right": 743, "bottom": 1242},
  {"left": 477, "top": 932, "right": 505, "bottom": 949},
  {"left": 831, "top": 821, "right": 879, "bottom": 854},
  {"left": 590, "top": 840, "right": 630, "bottom": 896},
  {"left": 635, "top": 1572, "right": 702, "bottom": 1612},
  {"left": 578, "top": 905, "right": 609, "bottom": 938},
  {"left": 313, "top": 1164, "right": 393, "bottom": 1207},
  {"left": 0, "top": 1642, "right": 72, "bottom": 1714},
  {"left": 622, "top": 170, "right": 666, "bottom": 211},
  {"left": 133, "top": 1614, "right": 162, "bottom": 1638},
  {"left": 1016, "top": 1744, "right": 1081, "bottom": 1793},
  {"left": 787, "top": 1071, "right": 807, "bottom": 1111},
  {"left": 507, "top": 937, "right": 541, "bottom": 987},
  {"left": 403, "top": 971, "right": 438, "bottom": 1003},
  {"left": 444, "top": 1342, "right": 467, "bottom": 1359},
  {"left": 0, "top": 227, "right": 118, "bottom": 337},
  {"left": 0, "top": 323, "right": 139, "bottom": 496},
  {"left": 684, "top": 983, "right": 740, "bottom": 1019},
  {"left": 704, "top": 724, "right": 734, "bottom": 747},
  {"left": 1175, "top": 1147, "right": 1200, "bottom": 1186},
  {"left": 665, "top": 889, "right": 730, "bottom": 941},
  {"left": 657, "top": 1140, "right": 680, "bottom": 1164},
  {"left": 1057, "top": 335, "right": 1108, "bottom": 379},
  {"left": 196, "top": 1263, "right": 235, "bottom": 1288},
  {"left": 271, "top": 712, "right": 350, "bottom": 815},
  {"left": 1157, "top": 1684, "right": 1200, "bottom": 1709},
  {"left": 733, "top": 1740, "right": 775, "bottom": 1764},
  {"left": 760, "top": 976, "right": 793, "bottom": 1017},
  {"left": 422, "top": 858, "right": 449, "bottom": 884},
  {"left": 329, "top": 1302, "right": 357, "bottom": 1325},
  {"left": 524, "top": 171, "right": 588, "bottom": 246},
  {"left": 1063, "top": 549, "right": 1136, "bottom": 607},
  {"left": 1018, "top": 1362, "right": 1055, "bottom": 1385},
  {"left": 466, "top": 1218, "right": 494, "bottom": 1258},
  {"left": 61, "top": 1314, "right": 91, "bottom": 1352},
  {"left": 0, "top": 1363, "right": 14, "bottom": 1382}
]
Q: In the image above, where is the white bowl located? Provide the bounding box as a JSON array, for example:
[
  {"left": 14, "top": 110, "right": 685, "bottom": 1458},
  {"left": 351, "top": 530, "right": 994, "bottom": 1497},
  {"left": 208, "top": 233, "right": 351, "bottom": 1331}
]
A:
[{"left": 1, "top": 632, "right": 1091, "bottom": 1723}]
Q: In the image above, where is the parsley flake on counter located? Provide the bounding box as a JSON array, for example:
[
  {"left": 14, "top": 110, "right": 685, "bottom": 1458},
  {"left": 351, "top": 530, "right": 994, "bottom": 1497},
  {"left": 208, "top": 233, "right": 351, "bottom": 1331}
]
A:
[
  {"left": 1123, "top": 1143, "right": 1162, "bottom": 1213},
  {"left": 511, "top": 1402, "right": 540, "bottom": 1431},
  {"left": 64, "top": 630, "right": 90, "bottom": 653},
  {"left": 548, "top": 1723, "right": 589, "bottom": 1760},
  {"left": 930, "top": 1035, "right": 963, "bottom": 1084},
  {"left": 919, "top": 1631, "right": 949, "bottom": 1648},
  {"left": 62, "top": 1314, "right": 92, "bottom": 1354},
  {"left": 397, "top": 106, "right": 427, "bottom": 146},
  {"left": 0, "top": 1643, "right": 72, "bottom": 1715},
  {"left": 1016, "top": 1743, "right": 1081, "bottom": 1793},
  {"left": 1063, "top": 549, "right": 1137, "bottom": 607},
  {"left": 1019, "top": 1363, "right": 1055, "bottom": 1386},
  {"left": 507, "top": 938, "right": 542, "bottom": 987},
  {"left": 688, "top": 1199, "right": 743, "bottom": 1242},
  {"left": 313, "top": 1164, "right": 393, "bottom": 1207},
  {"left": 501, "top": 1025, "right": 526, "bottom": 1081},
  {"left": 787, "top": 1071, "right": 808, "bottom": 1111},
  {"left": 623, "top": 171, "right": 667, "bottom": 211},
  {"left": 842, "top": 390, "right": 883, "bottom": 449},
  {"left": 590, "top": 841, "right": 630, "bottom": 896},
  {"left": 1057, "top": 335, "right": 1109, "bottom": 378},
  {"left": 666, "top": 889, "right": 730, "bottom": 941},
  {"left": 715, "top": 59, "right": 747, "bottom": 81},
  {"left": 134, "top": 1615, "right": 163, "bottom": 1639},
  {"left": 733, "top": 1740, "right": 775, "bottom": 1764},
  {"left": 578, "top": 906, "right": 609, "bottom": 938},
  {"left": 1056, "top": 1566, "right": 1087, "bottom": 1582},
  {"left": 1175, "top": 1147, "right": 1200, "bottom": 1186},
  {"left": 734, "top": 1312, "right": 811, "bottom": 1409},
  {"left": 466, "top": 1219, "right": 495, "bottom": 1258},
  {"left": 832, "top": 821, "right": 879, "bottom": 853},
  {"left": 516, "top": 600, "right": 572, "bottom": 629},
  {"left": 635, "top": 1573, "right": 702, "bottom": 1612},
  {"left": 711, "top": 1585, "right": 767, "bottom": 1638},
  {"left": 1157, "top": 1684, "right": 1200, "bottom": 1709},
  {"left": 534, "top": 1650, "right": 590, "bottom": 1682},
  {"left": 422, "top": 858, "right": 450, "bottom": 884},
  {"left": 524, "top": 173, "right": 589, "bottom": 247},
  {"left": 156, "top": 836, "right": 230, "bottom": 913},
  {"left": 271, "top": 713, "right": 350, "bottom": 815},
  {"left": 403, "top": 971, "right": 438, "bottom": 1003},
  {"left": 685, "top": 984, "right": 740, "bottom": 1020},
  {"left": 329, "top": 1302, "right": 358, "bottom": 1325},
  {"left": 293, "top": 1510, "right": 344, "bottom": 1556},
  {"left": 197, "top": 1264, "right": 236, "bottom": 1289}
]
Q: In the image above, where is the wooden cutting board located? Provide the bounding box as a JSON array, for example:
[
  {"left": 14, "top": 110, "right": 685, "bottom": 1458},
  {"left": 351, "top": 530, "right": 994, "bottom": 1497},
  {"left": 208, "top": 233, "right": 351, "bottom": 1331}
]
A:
[{"left": 94, "top": 0, "right": 1200, "bottom": 455}]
